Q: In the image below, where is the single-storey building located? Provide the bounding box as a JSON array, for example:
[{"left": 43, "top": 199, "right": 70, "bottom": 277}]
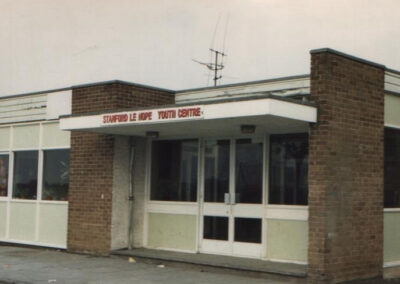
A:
[{"left": 0, "top": 48, "right": 400, "bottom": 283}]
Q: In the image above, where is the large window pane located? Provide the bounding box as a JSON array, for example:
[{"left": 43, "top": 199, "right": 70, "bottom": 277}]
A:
[
  {"left": 235, "top": 139, "right": 263, "bottom": 204},
  {"left": 269, "top": 134, "right": 308, "bottom": 205},
  {"left": 42, "top": 149, "right": 70, "bottom": 201},
  {"left": 0, "top": 155, "right": 9, "bottom": 197},
  {"left": 385, "top": 128, "right": 400, "bottom": 208},
  {"left": 151, "top": 140, "right": 198, "bottom": 201},
  {"left": 13, "top": 151, "right": 38, "bottom": 199},
  {"left": 204, "top": 140, "right": 230, "bottom": 202}
]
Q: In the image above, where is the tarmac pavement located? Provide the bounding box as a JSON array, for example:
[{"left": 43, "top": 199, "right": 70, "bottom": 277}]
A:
[{"left": 0, "top": 245, "right": 293, "bottom": 284}]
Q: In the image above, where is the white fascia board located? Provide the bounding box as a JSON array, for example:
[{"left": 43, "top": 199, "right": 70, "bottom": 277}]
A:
[
  {"left": 59, "top": 98, "right": 317, "bottom": 131},
  {"left": 204, "top": 98, "right": 317, "bottom": 123},
  {"left": 60, "top": 114, "right": 101, "bottom": 130}
]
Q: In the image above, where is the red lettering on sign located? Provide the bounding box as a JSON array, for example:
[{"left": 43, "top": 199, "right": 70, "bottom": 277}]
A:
[
  {"left": 158, "top": 110, "right": 176, "bottom": 119},
  {"left": 178, "top": 107, "right": 201, "bottom": 118},
  {"left": 129, "top": 113, "right": 137, "bottom": 121},
  {"left": 102, "top": 114, "right": 128, "bottom": 123},
  {"left": 138, "top": 112, "right": 152, "bottom": 121}
]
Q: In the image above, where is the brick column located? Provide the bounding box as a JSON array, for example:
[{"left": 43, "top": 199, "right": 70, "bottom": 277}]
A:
[
  {"left": 67, "top": 81, "right": 174, "bottom": 254},
  {"left": 308, "top": 49, "right": 385, "bottom": 283}
]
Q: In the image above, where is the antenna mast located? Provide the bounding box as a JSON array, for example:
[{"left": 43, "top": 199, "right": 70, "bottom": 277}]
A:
[
  {"left": 210, "top": 48, "right": 226, "bottom": 86},
  {"left": 193, "top": 49, "right": 227, "bottom": 87}
]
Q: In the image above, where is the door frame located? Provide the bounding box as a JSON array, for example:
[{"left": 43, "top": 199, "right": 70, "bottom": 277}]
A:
[{"left": 198, "top": 135, "right": 268, "bottom": 258}]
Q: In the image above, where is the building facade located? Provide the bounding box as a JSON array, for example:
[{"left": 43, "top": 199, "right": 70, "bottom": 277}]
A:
[{"left": 0, "top": 48, "right": 400, "bottom": 283}]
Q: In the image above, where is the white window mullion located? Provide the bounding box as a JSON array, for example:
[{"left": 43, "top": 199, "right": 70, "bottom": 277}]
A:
[
  {"left": 197, "top": 138, "right": 204, "bottom": 252},
  {"left": 5, "top": 151, "right": 14, "bottom": 239},
  {"left": 35, "top": 124, "right": 44, "bottom": 242}
]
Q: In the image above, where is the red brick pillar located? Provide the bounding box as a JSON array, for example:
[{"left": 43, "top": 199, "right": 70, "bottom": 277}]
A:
[
  {"left": 67, "top": 81, "right": 174, "bottom": 254},
  {"left": 308, "top": 49, "right": 385, "bottom": 283}
]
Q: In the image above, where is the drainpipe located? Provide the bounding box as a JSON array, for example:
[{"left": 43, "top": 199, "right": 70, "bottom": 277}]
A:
[{"left": 127, "top": 137, "right": 136, "bottom": 250}]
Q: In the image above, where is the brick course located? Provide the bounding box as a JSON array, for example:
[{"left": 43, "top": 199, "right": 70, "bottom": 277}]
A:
[
  {"left": 308, "top": 50, "right": 384, "bottom": 283},
  {"left": 67, "top": 82, "right": 174, "bottom": 254}
]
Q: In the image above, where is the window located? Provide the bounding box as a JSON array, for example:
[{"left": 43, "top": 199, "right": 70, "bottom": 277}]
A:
[
  {"left": 235, "top": 139, "right": 263, "bottom": 204},
  {"left": 384, "top": 128, "right": 400, "bottom": 208},
  {"left": 269, "top": 134, "right": 308, "bottom": 205},
  {"left": 204, "top": 140, "right": 230, "bottom": 203},
  {"left": 151, "top": 140, "right": 198, "bottom": 202},
  {"left": 0, "top": 155, "right": 9, "bottom": 197},
  {"left": 42, "top": 149, "right": 70, "bottom": 201},
  {"left": 12, "top": 151, "right": 38, "bottom": 199}
]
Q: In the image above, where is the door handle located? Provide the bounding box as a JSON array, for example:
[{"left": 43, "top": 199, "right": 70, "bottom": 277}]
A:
[
  {"left": 224, "top": 193, "right": 237, "bottom": 205},
  {"left": 224, "top": 193, "right": 230, "bottom": 205},
  {"left": 230, "top": 193, "right": 236, "bottom": 205}
]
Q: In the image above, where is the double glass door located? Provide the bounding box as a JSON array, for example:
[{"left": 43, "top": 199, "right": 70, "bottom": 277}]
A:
[{"left": 200, "top": 138, "right": 264, "bottom": 258}]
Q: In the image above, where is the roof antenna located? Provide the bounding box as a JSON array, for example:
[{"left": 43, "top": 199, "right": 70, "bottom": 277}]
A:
[{"left": 193, "top": 14, "right": 229, "bottom": 87}]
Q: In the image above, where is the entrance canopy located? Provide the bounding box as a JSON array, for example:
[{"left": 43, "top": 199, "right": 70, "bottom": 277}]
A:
[{"left": 60, "top": 96, "right": 317, "bottom": 138}]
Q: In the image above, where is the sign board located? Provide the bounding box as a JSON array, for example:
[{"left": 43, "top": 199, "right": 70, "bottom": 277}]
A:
[{"left": 101, "top": 106, "right": 204, "bottom": 126}]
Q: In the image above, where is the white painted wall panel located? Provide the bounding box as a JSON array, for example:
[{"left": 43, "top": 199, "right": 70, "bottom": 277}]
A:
[
  {"left": 46, "top": 91, "right": 72, "bottom": 120},
  {"left": 0, "top": 201, "right": 7, "bottom": 238},
  {"left": 9, "top": 202, "right": 36, "bottom": 241},
  {"left": 38, "top": 203, "right": 68, "bottom": 247},
  {"left": 42, "top": 123, "right": 70, "bottom": 148},
  {"left": 0, "top": 127, "right": 10, "bottom": 150},
  {"left": 12, "top": 124, "right": 40, "bottom": 149}
]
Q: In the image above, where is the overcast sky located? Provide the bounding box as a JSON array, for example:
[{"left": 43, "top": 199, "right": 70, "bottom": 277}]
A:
[{"left": 0, "top": 0, "right": 399, "bottom": 96}]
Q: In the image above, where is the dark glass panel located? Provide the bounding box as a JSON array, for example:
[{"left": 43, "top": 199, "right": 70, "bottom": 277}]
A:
[
  {"left": 235, "top": 139, "right": 263, "bottom": 204},
  {"left": 384, "top": 128, "right": 400, "bottom": 208},
  {"left": 42, "top": 149, "right": 70, "bottom": 201},
  {"left": 12, "top": 151, "right": 38, "bottom": 199},
  {"left": 204, "top": 140, "right": 230, "bottom": 202},
  {"left": 234, "top": 217, "right": 261, "bottom": 243},
  {"left": 203, "top": 216, "right": 229, "bottom": 240},
  {"left": 269, "top": 134, "right": 308, "bottom": 205},
  {"left": 151, "top": 140, "right": 198, "bottom": 202},
  {"left": 0, "top": 155, "right": 9, "bottom": 197}
]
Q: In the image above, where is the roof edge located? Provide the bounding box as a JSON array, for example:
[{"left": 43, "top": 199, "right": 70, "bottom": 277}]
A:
[
  {"left": 176, "top": 74, "right": 310, "bottom": 94},
  {"left": 0, "top": 86, "right": 72, "bottom": 100},
  {"left": 310, "top": 48, "right": 386, "bottom": 69},
  {"left": 61, "top": 93, "right": 316, "bottom": 118},
  {"left": 71, "top": 80, "right": 174, "bottom": 93}
]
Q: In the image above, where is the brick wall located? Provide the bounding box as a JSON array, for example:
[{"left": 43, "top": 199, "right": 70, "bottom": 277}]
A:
[
  {"left": 67, "top": 82, "right": 174, "bottom": 254},
  {"left": 308, "top": 50, "right": 385, "bottom": 283}
]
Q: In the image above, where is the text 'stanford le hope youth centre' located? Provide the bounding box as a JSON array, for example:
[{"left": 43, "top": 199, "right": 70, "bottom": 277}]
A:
[{"left": 0, "top": 48, "right": 400, "bottom": 283}]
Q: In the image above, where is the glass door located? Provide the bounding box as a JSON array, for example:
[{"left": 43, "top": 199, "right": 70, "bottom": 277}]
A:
[{"left": 200, "top": 138, "right": 264, "bottom": 258}]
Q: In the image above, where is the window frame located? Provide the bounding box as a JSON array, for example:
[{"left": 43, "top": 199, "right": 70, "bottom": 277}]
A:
[
  {"left": 41, "top": 149, "right": 70, "bottom": 201},
  {"left": 268, "top": 133, "right": 309, "bottom": 206},
  {"left": 149, "top": 139, "right": 200, "bottom": 202},
  {"left": 0, "top": 153, "right": 10, "bottom": 199},
  {"left": 384, "top": 126, "right": 400, "bottom": 209}
]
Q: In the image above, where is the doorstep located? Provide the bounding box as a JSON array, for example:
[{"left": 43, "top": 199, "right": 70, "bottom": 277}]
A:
[{"left": 112, "top": 248, "right": 307, "bottom": 279}]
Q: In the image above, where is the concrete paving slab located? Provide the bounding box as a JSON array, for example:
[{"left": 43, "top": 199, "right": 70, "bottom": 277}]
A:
[
  {"left": 113, "top": 248, "right": 307, "bottom": 277},
  {"left": 0, "top": 245, "right": 298, "bottom": 284}
]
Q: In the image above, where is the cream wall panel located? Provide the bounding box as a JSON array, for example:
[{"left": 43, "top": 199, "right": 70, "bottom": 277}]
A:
[
  {"left": 0, "top": 127, "right": 10, "bottom": 150},
  {"left": 12, "top": 124, "right": 40, "bottom": 149},
  {"left": 42, "top": 123, "right": 70, "bottom": 148},
  {"left": 147, "top": 213, "right": 197, "bottom": 251},
  {"left": 266, "top": 219, "right": 308, "bottom": 262},
  {"left": 0, "top": 201, "right": 7, "bottom": 238},
  {"left": 385, "top": 95, "right": 400, "bottom": 127},
  {"left": 9, "top": 202, "right": 36, "bottom": 241},
  {"left": 384, "top": 212, "right": 400, "bottom": 263},
  {"left": 38, "top": 203, "right": 68, "bottom": 247}
]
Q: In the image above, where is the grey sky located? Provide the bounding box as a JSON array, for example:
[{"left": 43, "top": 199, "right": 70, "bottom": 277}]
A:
[{"left": 0, "top": 0, "right": 399, "bottom": 96}]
